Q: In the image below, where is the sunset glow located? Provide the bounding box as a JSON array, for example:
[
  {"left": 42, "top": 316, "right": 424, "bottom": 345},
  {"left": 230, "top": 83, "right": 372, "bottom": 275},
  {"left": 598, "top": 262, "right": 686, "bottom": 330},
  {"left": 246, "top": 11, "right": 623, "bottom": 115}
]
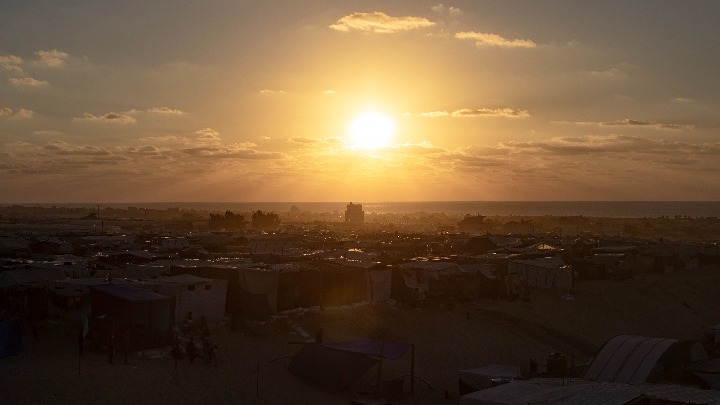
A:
[
  {"left": 347, "top": 111, "right": 396, "bottom": 150},
  {"left": 1, "top": 2, "right": 719, "bottom": 202}
]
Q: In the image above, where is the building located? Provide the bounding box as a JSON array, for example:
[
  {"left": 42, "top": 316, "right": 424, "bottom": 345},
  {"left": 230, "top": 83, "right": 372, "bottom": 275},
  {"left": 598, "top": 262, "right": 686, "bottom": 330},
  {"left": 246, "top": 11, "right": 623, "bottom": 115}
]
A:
[{"left": 344, "top": 202, "right": 364, "bottom": 226}]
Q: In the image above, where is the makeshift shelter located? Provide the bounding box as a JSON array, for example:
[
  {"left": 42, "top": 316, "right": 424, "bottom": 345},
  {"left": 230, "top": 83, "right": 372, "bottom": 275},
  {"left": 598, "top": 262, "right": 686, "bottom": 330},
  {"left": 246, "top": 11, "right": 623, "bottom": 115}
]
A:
[
  {"left": 394, "top": 261, "right": 465, "bottom": 304},
  {"left": 584, "top": 335, "right": 708, "bottom": 385},
  {"left": 507, "top": 257, "right": 573, "bottom": 291},
  {"left": 289, "top": 338, "right": 411, "bottom": 391},
  {"left": 155, "top": 274, "right": 227, "bottom": 325},
  {"left": 459, "top": 380, "right": 644, "bottom": 405},
  {"left": 166, "top": 265, "right": 241, "bottom": 317},
  {"left": 0, "top": 319, "right": 23, "bottom": 358},
  {"left": 367, "top": 266, "right": 392, "bottom": 302},
  {"left": 458, "top": 364, "right": 522, "bottom": 395},
  {"left": 90, "top": 284, "right": 174, "bottom": 349}
]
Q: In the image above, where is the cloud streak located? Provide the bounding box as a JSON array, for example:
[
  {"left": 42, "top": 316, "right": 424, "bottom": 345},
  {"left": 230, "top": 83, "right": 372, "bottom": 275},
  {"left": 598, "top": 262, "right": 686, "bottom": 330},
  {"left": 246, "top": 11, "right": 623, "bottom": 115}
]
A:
[
  {"left": 455, "top": 31, "right": 536, "bottom": 48},
  {"left": 0, "top": 107, "right": 34, "bottom": 118},
  {"left": 73, "top": 112, "right": 137, "bottom": 124},
  {"left": 412, "top": 108, "right": 530, "bottom": 118},
  {"left": 35, "top": 49, "right": 70, "bottom": 67},
  {"left": 9, "top": 77, "right": 48, "bottom": 86},
  {"left": 329, "top": 12, "right": 435, "bottom": 33}
]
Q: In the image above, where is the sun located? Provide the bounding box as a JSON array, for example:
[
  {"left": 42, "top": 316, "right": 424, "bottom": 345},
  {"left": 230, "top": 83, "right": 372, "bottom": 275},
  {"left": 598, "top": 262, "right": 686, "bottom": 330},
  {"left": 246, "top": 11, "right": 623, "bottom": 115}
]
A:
[{"left": 347, "top": 111, "right": 396, "bottom": 150}]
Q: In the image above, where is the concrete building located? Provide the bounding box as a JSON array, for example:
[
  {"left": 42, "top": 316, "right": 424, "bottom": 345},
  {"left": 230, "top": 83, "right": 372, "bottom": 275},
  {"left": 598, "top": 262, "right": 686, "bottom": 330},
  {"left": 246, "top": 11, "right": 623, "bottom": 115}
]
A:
[{"left": 344, "top": 202, "right": 364, "bottom": 226}]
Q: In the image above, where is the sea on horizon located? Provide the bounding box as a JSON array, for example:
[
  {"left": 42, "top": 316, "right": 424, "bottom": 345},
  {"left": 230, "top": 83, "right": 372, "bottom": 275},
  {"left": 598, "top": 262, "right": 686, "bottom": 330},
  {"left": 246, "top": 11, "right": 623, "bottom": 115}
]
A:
[{"left": 3, "top": 201, "right": 720, "bottom": 219}]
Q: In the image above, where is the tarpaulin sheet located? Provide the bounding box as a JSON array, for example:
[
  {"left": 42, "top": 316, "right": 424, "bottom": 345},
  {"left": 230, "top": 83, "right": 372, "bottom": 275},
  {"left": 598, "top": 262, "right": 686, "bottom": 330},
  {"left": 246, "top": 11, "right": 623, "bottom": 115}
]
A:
[{"left": 322, "top": 338, "right": 410, "bottom": 360}]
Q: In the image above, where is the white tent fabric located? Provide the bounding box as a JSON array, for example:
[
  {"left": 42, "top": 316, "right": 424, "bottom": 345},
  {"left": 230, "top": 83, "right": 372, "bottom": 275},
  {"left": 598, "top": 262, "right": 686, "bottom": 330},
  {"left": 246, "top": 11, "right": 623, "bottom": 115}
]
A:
[
  {"left": 367, "top": 268, "right": 392, "bottom": 302},
  {"left": 156, "top": 274, "right": 227, "bottom": 325}
]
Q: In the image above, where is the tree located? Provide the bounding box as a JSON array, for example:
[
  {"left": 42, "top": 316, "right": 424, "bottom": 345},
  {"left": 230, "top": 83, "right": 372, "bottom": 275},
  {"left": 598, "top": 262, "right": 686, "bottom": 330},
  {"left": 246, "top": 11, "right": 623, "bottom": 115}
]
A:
[
  {"left": 209, "top": 210, "right": 245, "bottom": 230},
  {"left": 251, "top": 210, "right": 281, "bottom": 229}
]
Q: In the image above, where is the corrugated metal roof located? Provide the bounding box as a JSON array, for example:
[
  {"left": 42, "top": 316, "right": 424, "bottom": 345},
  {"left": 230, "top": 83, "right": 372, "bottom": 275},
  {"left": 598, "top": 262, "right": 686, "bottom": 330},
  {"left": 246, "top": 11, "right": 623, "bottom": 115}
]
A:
[
  {"left": 459, "top": 380, "right": 642, "bottom": 405},
  {"left": 642, "top": 384, "right": 720, "bottom": 405},
  {"left": 584, "top": 335, "right": 678, "bottom": 384}
]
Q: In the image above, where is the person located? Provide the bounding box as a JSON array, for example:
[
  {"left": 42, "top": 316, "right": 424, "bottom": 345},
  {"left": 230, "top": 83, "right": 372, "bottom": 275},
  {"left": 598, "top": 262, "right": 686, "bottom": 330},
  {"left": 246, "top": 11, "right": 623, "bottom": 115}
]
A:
[
  {"left": 77, "top": 329, "right": 84, "bottom": 356},
  {"left": 203, "top": 337, "right": 214, "bottom": 365},
  {"left": 107, "top": 331, "right": 116, "bottom": 364},
  {"left": 186, "top": 338, "right": 198, "bottom": 364},
  {"left": 122, "top": 325, "right": 133, "bottom": 365},
  {"left": 182, "top": 311, "right": 194, "bottom": 334}
]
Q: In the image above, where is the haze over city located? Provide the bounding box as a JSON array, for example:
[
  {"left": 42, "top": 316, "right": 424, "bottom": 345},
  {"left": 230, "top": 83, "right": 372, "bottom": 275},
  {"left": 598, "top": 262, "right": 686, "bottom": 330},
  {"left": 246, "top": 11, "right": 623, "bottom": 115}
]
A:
[{"left": 2, "top": 1, "right": 720, "bottom": 202}]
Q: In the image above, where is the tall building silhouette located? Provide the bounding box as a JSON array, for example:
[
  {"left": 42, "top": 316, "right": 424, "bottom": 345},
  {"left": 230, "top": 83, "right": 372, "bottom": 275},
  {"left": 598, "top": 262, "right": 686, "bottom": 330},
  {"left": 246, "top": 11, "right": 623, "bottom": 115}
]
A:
[{"left": 344, "top": 202, "right": 364, "bottom": 226}]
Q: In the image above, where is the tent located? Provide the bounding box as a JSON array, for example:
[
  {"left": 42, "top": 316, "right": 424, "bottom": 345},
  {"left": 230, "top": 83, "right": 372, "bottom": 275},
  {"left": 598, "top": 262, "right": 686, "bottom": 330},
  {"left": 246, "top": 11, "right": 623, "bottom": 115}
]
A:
[
  {"left": 90, "top": 284, "right": 174, "bottom": 349},
  {"left": 155, "top": 274, "right": 227, "bottom": 325},
  {"left": 289, "top": 339, "right": 410, "bottom": 391},
  {"left": 459, "top": 380, "right": 643, "bottom": 405},
  {"left": 584, "top": 335, "right": 708, "bottom": 385},
  {"left": 458, "top": 364, "right": 522, "bottom": 395},
  {"left": 507, "top": 257, "right": 573, "bottom": 291}
]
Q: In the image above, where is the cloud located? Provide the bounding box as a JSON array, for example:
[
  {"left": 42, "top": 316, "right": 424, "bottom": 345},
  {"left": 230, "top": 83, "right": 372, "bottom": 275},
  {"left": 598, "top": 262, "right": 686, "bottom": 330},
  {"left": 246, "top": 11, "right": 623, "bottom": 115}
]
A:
[
  {"left": 1, "top": 54, "right": 24, "bottom": 73},
  {"left": 73, "top": 112, "right": 137, "bottom": 124},
  {"left": 432, "top": 4, "right": 461, "bottom": 15},
  {"left": 147, "top": 107, "right": 185, "bottom": 115},
  {"left": 589, "top": 67, "right": 625, "bottom": 79},
  {"left": 570, "top": 119, "right": 694, "bottom": 131},
  {"left": 125, "top": 145, "right": 164, "bottom": 156},
  {"left": 499, "top": 134, "right": 710, "bottom": 156},
  {"left": 321, "top": 90, "right": 336, "bottom": 95},
  {"left": 35, "top": 49, "right": 70, "bottom": 66},
  {"left": 673, "top": 97, "right": 693, "bottom": 103},
  {"left": 455, "top": 31, "right": 536, "bottom": 48},
  {"left": 0, "top": 54, "right": 23, "bottom": 65},
  {"left": 195, "top": 127, "right": 221, "bottom": 140},
  {"left": 451, "top": 108, "right": 530, "bottom": 118},
  {"left": 259, "top": 89, "right": 285, "bottom": 94},
  {"left": 44, "top": 140, "right": 111, "bottom": 156},
  {"left": 34, "top": 130, "right": 63, "bottom": 136},
  {"left": 601, "top": 119, "right": 693, "bottom": 130},
  {"left": 9, "top": 77, "right": 49, "bottom": 86},
  {"left": 418, "top": 111, "right": 449, "bottom": 117},
  {"left": 180, "top": 145, "right": 284, "bottom": 160},
  {"left": 0, "top": 107, "right": 33, "bottom": 118},
  {"left": 329, "top": 12, "right": 435, "bottom": 33},
  {"left": 289, "top": 136, "right": 343, "bottom": 146}
]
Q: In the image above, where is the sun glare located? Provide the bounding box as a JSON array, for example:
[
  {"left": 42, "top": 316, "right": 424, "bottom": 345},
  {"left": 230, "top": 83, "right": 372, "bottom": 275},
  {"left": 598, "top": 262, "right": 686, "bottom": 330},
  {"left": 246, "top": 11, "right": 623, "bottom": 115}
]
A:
[{"left": 348, "top": 111, "right": 396, "bottom": 149}]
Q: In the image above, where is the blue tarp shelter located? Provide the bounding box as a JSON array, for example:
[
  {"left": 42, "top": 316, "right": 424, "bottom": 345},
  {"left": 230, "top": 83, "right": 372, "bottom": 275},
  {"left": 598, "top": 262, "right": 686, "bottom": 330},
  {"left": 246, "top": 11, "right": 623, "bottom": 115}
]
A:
[{"left": 0, "top": 319, "right": 23, "bottom": 358}]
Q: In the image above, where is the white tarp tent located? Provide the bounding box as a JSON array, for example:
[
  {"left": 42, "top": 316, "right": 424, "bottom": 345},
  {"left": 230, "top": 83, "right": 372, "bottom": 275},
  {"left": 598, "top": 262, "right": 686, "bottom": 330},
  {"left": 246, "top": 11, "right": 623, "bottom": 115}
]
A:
[{"left": 155, "top": 274, "right": 227, "bottom": 325}]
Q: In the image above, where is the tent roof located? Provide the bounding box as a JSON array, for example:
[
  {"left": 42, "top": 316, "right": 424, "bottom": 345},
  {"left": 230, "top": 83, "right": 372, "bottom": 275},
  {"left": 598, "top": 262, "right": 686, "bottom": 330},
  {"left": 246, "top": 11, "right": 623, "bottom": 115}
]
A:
[
  {"left": 459, "top": 380, "right": 643, "bottom": 405},
  {"left": 322, "top": 338, "right": 410, "bottom": 360},
  {"left": 156, "top": 274, "right": 215, "bottom": 284},
  {"left": 91, "top": 283, "right": 169, "bottom": 302},
  {"left": 584, "top": 335, "right": 678, "bottom": 384}
]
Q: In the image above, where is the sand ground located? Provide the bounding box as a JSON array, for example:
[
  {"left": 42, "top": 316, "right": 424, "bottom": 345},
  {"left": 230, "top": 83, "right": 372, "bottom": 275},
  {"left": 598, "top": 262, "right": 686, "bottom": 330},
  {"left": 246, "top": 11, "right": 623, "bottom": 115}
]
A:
[{"left": 2, "top": 269, "right": 719, "bottom": 405}]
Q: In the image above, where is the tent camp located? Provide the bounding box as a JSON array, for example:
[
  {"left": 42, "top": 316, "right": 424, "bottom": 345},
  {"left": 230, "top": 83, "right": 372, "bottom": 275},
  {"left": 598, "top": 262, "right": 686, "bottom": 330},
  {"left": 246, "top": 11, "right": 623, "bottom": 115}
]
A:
[
  {"left": 155, "top": 274, "right": 227, "bottom": 325},
  {"left": 90, "top": 284, "right": 174, "bottom": 349}
]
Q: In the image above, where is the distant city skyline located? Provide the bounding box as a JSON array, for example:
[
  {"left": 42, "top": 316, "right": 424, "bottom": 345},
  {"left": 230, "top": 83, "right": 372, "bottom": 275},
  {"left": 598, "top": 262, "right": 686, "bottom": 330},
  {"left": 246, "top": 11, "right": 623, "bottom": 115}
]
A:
[{"left": 2, "top": 1, "right": 720, "bottom": 202}]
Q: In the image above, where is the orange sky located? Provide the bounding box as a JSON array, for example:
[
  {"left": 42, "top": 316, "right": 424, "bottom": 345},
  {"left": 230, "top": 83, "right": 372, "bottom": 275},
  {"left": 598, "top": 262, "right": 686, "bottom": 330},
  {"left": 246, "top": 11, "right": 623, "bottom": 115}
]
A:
[{"left": 1, "top": 1, "right": 720, "bottom": 202}]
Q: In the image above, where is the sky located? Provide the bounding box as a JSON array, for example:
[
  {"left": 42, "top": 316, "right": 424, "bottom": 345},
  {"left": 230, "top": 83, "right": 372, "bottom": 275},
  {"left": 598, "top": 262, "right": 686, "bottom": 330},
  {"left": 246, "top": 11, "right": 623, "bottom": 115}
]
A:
[{"left": 1, "top": 0, "right": 720, "bottom": 203}]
